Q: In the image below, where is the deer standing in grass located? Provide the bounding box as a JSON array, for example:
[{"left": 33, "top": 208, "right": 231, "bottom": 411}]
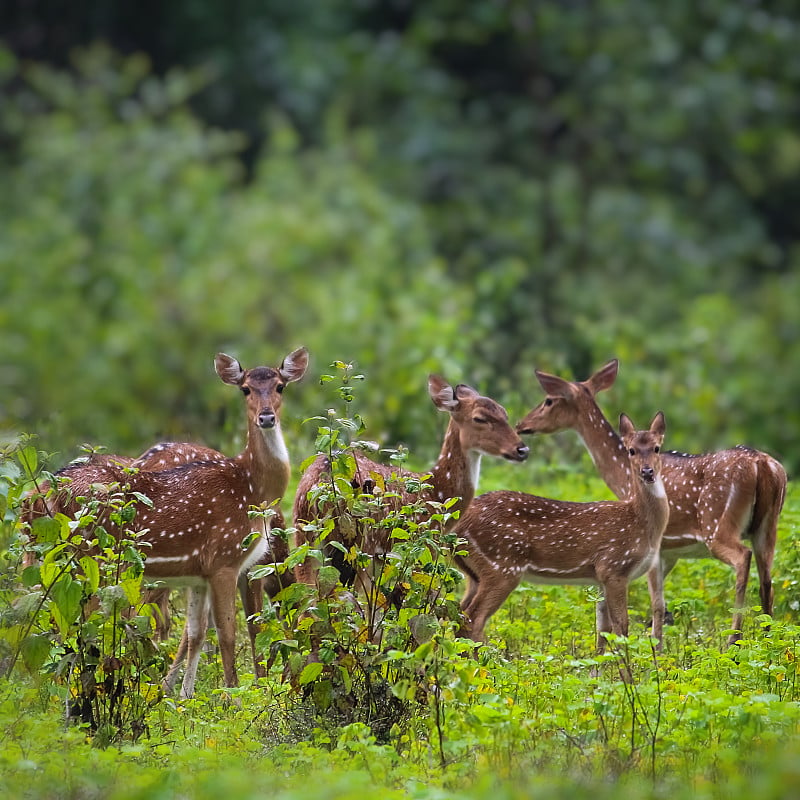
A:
[
  {"left": 293, "top": 375, "right": 530, "bottom": 595},
  {"left": 131, "top": 391, "right": 297, "bottom": 662},
  {"left": 516, "top": 360, "right": 787, "bottom": 646},
  {"left": 24, "top": 347, "right": 308, "bottom": 698},
  {"left": 457, "top": 412, "right": 668, "bottom": 651}
]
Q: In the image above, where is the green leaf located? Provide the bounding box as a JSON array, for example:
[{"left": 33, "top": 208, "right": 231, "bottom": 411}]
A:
[
  {"left": 299, "top": 661, "right": 324, "bottom": 685},
  {"left": 17, "top": 445, "right": 38, "bottom": 478},
  {"left": 409, "top": 613, "right": 439, "bottom": 644},
  {"left": 50, "top": 575, "right": 82, "bottom": 636},
  {"left": 20, "top": 633, "right": 52, "bottom": 673},
  {"left": 120, "top": 575, "right": 142, "bottom": 605},
  {"left": 31, "top": 515, "right": 62, "bottom": 545},
  {"left": 79, "top": 556, "right": 100, "bottom": 594},
  {"left": 21, "top": 565, "right": 42, "bottom": 588},
  {"left": 339, "top": 664, "right": 352, "bottom": 695},
  {"left": 317, "top": 565, "right": 341, "bottom": 596}
]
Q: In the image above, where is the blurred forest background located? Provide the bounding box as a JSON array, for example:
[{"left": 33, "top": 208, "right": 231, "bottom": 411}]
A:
[{"left": 1, "top": 0, "right": 798, "bottom": 475}]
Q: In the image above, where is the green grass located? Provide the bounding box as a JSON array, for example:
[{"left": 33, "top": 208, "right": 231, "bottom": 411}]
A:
[{"left": 1, "top": 463, "right": 798, "bottom": 800}]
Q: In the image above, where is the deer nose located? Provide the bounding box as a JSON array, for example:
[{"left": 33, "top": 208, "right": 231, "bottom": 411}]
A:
[
  {"left": 641, "top": 466, "right": 655, "bottom": 483},
  {"left": 516, "top": 444, "right": 530, "bottom": 461},
  {"left": 258, "top": 410, "right": 276, "bottom": 429}
]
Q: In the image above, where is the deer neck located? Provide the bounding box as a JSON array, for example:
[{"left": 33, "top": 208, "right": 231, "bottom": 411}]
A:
[
  {"left": 632, "top": 474, "right": 670, "bottom": 546},
  {"left": 236, "top": 421, "right": 291, "bottom": 504},
  {"left": 575, "top": 402, "right": 633, "bottom": 500},
  {"left": 428, "top": 421, "right": 480, "bottom": 515}
]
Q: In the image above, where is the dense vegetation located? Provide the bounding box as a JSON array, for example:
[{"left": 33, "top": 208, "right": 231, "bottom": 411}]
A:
[
  {"left": 1, "top": 398, "right": 799, "bottom": 798},
  {"left": 1, "top": 3, "right": 798, "bottom": 798}
]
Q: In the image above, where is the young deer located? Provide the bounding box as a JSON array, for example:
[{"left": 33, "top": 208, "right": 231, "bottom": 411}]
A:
[
  {"left": 24, "top": 347, "right": 308, "bottom": 698},
  {"left": 457, "top": 413, "right": 669, "bottom": 650},
  {"left": 293, "top": 375, "right": 530, "bottom": 592},
  {"left": 516, "top": 360, "right": 787, "bottom": 645}
]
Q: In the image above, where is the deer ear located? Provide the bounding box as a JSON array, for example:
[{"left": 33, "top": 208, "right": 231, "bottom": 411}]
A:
[
  {"left": 586, "top": 359, "right": 619, "bottom": 395},
  {"left": 535, "top": 370, "right": 572, "bottom": 398},
  {"left": 454, "top": 383, "right": 480, "bottom": 402},
  {"left": 428, "top": 375, "right": 459, "bottom": 411},
  {"left": 279, "top": 346, "right": 309, "bottom": 383},
  {"left": 650, "top": 411, "right": 666, "bottom": 437},
  {"left": 215, "top": 353, "right": 245, "bottom": 386},
  {"left": 618, "top": 413, "right": 635, "bottom": 437}
]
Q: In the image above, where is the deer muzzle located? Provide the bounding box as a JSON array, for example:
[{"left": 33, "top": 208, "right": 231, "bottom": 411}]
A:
[
  {"left": 640, "top": 466, "right": 655, "bottom": 484},
  {"left": 258, "top": 410, "right": 277, "bottom": 429},
  {"left": 508, "top": 444, "right": 530, "bottom": 462}
]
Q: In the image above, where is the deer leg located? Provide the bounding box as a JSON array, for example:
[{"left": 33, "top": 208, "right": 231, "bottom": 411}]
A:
[
  {"left": 750, "top": 510, "right": 778, "bottom": 622},
  {"left": 457, "top": 575, "right": 479, "bottom": 637},
  {"left": 239, "top": 571, "right": 266, "bottom": 679},
  {"left": 705, "top": 533, "right": 753, "bottom": 645},
  {"left": 462, "top": 574, "right": 520, "bottom": 642},
  {"left": 163, "top": 585, "right": 209, "bottom": 698},
  {"left": 209, "top": 569, "right": 240, "bottom": 690},
  {"left": 753, "top": 543, "right": 775, "bottom": 622},
  {"left": 595, "top": 598, "right": 611, "bottom": 655},
  {"left": 646, "top": 559, "right": 666, "bottom": 650},
  {"left": 597, "top": 578, "right": 629, "bottom": 652}
]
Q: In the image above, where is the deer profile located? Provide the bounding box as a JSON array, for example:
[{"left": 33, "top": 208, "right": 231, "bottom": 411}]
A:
[
  {"left": 516, "top": 359, "right": 787, "bottom": 646},
  {"left": 457, "top": 412, "right": 669, "bottom": 651}
]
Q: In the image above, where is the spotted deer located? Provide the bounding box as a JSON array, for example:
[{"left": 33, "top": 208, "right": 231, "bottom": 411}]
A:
[
  {"left": 457, "top": 413, "right": 669, "bottom": 651},
  {"left": 516, "top": 359, "right": 787, "bottom": 645},
  {"left": 22, "top": 347, "right": 308, "bottom": 698},
  {"left": 293, "top": 375, "right": 530, "bottom": 595},
  {"left": 133, "top": 440, "right": 295, "bottom": 663}
]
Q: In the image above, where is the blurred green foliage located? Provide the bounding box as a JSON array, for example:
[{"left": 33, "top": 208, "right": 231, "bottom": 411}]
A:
[{"left": 1, "top": 1, "right": 799, "bottom": 473}]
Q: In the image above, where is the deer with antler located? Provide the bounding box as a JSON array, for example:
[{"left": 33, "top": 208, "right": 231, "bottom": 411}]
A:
[
  {"left": 457, "top": 412, "right": 669, "bottom": 651},
  {"left": 293, "top": 375, "right": 530, "bottom": 598},
  {"left": 516, "top": 359, "right": 787, "bottom": 646},
  {"left": 22, "top": 347, "right": 308, "bottom": 698}
]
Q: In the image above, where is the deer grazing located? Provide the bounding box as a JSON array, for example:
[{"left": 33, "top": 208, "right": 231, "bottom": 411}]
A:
[
  {"left": 516, "top": 359, "right": 787, "bottom": 645},
  {"left": 293, "top": 375, "right": 530, "bottom": 593},
  {"left": 457, "top": 412, "right": 669, "bottom": 651},
  {"left": 23, "top": 347, "right": 308, "bottom": 698}
]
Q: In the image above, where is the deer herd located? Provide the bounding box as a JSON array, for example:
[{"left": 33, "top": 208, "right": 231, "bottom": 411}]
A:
[{"left": 20, "top": 349, "right": 787, "bottom": 697}]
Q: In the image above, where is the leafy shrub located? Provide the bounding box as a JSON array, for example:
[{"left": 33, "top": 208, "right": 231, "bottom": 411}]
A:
[{"left": 1, "top": 437, "right": 164, "bottom": 746}]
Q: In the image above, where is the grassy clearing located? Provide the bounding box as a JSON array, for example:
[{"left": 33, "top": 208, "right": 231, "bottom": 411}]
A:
[{"left": 1, "top": 456, "right": 797, "bottom": 799}]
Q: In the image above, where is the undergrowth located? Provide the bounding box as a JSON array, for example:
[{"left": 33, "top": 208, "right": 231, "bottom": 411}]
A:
[{"left": 0, "top": 370, "right": 798, "bottom": 799}]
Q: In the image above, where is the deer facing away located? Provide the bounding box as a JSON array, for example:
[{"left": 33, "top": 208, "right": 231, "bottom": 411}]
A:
[
  {"left": 23, "top": 347, "right": 308, "bottom": 698},
  {"left": 293, "top": 375, "right": 530, "bottom": 596},
  {"left": 456, "top": 412, "right": 669, "bottom": 651},
  {"left": 516, "top": 359, "right": 787, "bottom": 646}
]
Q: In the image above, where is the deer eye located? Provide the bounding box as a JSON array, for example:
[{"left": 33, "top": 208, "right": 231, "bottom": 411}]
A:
[
  {"left": 276, "top": 384, "right": 285, "bottom": 394},
  {"left": 473, "top": 416, "right": 488, "bottom": 424},
  {"left": 628, "top": 448, "right": 636, "bottom": 456},
  {"left": 241, "top": 386, "right": 251, "bottom": 396},
  {"left": 544, "top": 398, "right": 554, "bottom": 407},
  {"left": 654, "top": 446, "right": 660, "bottom": 453}
]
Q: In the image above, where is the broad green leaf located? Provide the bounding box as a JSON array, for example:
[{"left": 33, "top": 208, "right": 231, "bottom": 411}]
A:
[
  {"left": 50, "top": 575, "right": 82, "bottom": 636},
  {"left": 31, "top": 515, "right": 62, "bottom": 545},
  {"left": 21, "top": 564, "right": 41, "bottom": 587},
  {"left": 79, "top": 556, "right": 100, "bottom": 594},
  {"left": 20, "top": 633, "right": 52, "bottom": 673},
  {"left": 120, "top": 575, "right": 143, "bottom": 605},
  {"left": 298, "top": 661, "right": 324, "bottom": 685}
]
